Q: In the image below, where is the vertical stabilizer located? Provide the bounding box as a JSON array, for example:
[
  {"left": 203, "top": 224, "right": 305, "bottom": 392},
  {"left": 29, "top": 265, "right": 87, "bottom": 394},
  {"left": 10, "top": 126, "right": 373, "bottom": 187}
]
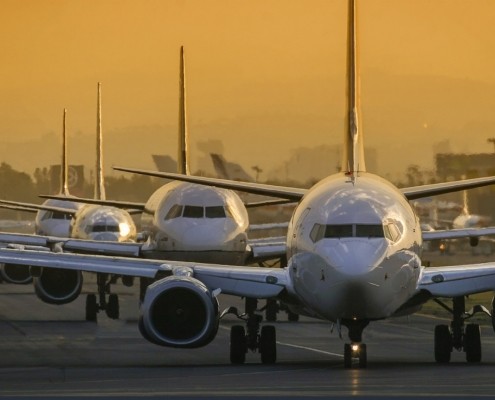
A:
[
  {"left": 178, "top": 46, "right": 190, "bottom": 175},
  {"left": 60, "top": 108, "right": 70, "bottom": 196},
  {"left": 341, "top": 0, "right": 366, "bottom": 174},
  {"left": 95, "top": 82, "right": 106, "bottom": 200}
]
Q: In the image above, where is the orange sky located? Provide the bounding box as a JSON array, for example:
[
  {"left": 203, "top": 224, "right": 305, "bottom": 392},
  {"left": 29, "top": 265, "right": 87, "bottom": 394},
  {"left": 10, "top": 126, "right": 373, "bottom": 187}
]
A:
[{"left": 1, "top": 0, "right": 495, "bottom": 181}]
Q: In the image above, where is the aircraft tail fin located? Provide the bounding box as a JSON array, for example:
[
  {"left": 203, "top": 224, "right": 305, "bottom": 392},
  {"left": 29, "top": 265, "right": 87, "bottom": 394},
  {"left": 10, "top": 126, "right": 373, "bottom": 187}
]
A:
[
  {"left": 178, "top": 46, "right": 190, "bottom": 175},
  {"left": 341, "top": 0, "right": 366, "bottom": 175},
  {"left": 60, "top": 108, "right": 70, "bottom": 196},
  {"left": 95, "top": 82, "right": 106, "bottom": 201}
]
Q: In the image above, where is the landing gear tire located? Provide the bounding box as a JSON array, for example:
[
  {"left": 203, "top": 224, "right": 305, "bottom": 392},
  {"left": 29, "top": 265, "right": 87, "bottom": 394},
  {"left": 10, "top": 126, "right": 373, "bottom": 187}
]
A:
[
  {"left": 358, "top": 344, "right": 367, "bottom": 368},
  {"left": 464, "top": 323, "right": 481, "bottom": 363},
  {"left": 287, "top": 310, "right": 299, "bottom": 322},
  {"left": 344, "top": 343, "right": 352, "bottom": 368},
  {"left": 259, "top": 325, "right": 276, "bottom": 364},
  {"left": 106, "top": 294, "right": 120, "bottom": 320},
  {"left": 434, "top": 324, "right": 452, "bottom": 363},
  {"left": 85, "top": 294, "right": 98, "bottom": 322},
  {"left": 230, "top": 325, "right": 247, "bottom": 364}
]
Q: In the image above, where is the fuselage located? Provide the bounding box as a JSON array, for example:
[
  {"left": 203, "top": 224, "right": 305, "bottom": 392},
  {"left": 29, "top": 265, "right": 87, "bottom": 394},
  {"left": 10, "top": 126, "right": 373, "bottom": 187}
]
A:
[
  {"left": 287, "top": 172, "right": 422, "bottom": 322},
  {"left": 69, "top": 205, "right": 137, "bottom": 242},
  {"left": 35, "top": 198, "right": 84, "bottom": 237},
  {"left": 140, "top": 181, "right": 249, "bottom": 265}
]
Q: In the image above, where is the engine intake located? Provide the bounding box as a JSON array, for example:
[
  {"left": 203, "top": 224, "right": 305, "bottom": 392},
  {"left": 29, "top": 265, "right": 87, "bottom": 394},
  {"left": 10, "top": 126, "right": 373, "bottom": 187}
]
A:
[
  {"left": 140, "top": 276, "right": 219, "bottom": 348},
  {"left": 0, "top": 263, "right": 33, "bottom": 284},
  {"left": 33, "top": 268, "right": 83, "bottom": 305}
]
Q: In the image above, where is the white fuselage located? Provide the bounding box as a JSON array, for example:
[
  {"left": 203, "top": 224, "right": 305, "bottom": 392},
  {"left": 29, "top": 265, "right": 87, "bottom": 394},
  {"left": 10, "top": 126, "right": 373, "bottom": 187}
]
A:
[
  {"left": 69, "top": 205, "right": 137, "bottom": 242},
  {"left": 140, "top": 181, "right": 249, "bottom": 265},
  {"left": 287, "top": 172, "right": 422, "bottom": 322},
  {"left": 35, "top": 199, "right": 84, "bottom": 237}
]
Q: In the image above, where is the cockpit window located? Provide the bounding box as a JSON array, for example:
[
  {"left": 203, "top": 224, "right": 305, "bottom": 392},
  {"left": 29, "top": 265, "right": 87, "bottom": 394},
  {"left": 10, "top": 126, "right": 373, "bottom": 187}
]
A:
[
  {"left": 205, "top": 206, "right": 226, "bottom": 218},
  {"left": 91, "top": 225, "right": 120, "bottom": 233},
  {"left": 355, "top": 224, "right": 384, "bottom": 238},
  {"left": 325, "top": 224, "right": 354, "bottom": 238},
  {"left": 384, "top": 222, "right": 401, "bottom": 242},
  {"left": 164, "top": 204, "right": 183, "bottom": 220},
  {"left": 310, "top": 223, "right": 385, "bottom": 242},
  {"left": 41, "top": 211, "right": 70, "bottom": 221},
  {"left": 182, "top": 205, "right": 204, "bottom": 218}
]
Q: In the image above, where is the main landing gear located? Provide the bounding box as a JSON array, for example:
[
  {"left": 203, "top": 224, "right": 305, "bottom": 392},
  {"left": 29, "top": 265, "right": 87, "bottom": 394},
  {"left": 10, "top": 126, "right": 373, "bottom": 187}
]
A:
[
  {"left": 85, "top": 273, "right": 131, "bottom": 322},
  {"left": 263, "top": 298, "right": 299, "bottom": 322},
  {"left": 433, "top": 296, "right": 490, "bottom": 363},
  {"left": 223, "top": 298, "right": 277, "bottom": 364},
  {"left": 342, "top": 319, "right": 369, "bottom": 369}
]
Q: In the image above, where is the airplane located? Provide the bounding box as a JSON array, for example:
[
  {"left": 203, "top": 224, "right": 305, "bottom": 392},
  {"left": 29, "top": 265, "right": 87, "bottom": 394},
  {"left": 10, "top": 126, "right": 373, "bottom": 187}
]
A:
[
  {"left": 0, "top": 84, "right": 137, "bottom": 320},
  {"left": 4, "top": 0, "right": 495, "bottom": 368},
  {"left": 37, "top": 47, "right": 287, "bottom": 267},
  {"left": 0, "top": 109, "right": 84, "bottom": 285}
]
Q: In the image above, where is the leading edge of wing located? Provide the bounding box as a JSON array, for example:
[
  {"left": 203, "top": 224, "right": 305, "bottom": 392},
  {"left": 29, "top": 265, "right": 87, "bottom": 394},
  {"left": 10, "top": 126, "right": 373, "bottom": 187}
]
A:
[
  {"left": 0, "top": 199, "right": 77, "bottom": 215},
  {"left": 38, "top": 195, "right": 145, "bottom": 211},
  {"left": 422, "top": 226, "right": 495, "bottom": 241},
  {"left": 0, "top": 247, "right": 288, "bottom": 299},
  {"left": 402, "top": 175, "right": 495, "bottom": 200},
  {"left": 419, "top": 263, "right": 495, "bottom": 298},
  {"left": 113, "top": 166, "right": 306, "bottom": 201}
]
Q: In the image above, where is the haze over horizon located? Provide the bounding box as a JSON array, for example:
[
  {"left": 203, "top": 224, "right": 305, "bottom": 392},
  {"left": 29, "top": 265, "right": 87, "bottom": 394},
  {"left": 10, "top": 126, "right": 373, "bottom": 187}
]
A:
[{"left": 2, "top": 0, "right": 495, "bottom": 183}]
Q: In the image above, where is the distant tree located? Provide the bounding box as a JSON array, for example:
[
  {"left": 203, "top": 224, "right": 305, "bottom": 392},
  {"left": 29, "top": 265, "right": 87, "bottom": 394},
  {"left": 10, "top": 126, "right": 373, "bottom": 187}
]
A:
[{"left": 0, "top": 163, "right": 36, "bottom": 201}]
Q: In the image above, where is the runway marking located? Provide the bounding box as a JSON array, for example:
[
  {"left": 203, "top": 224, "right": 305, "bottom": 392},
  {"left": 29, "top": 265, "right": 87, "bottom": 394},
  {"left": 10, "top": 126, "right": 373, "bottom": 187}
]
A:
[
  {"left": 219, "top": 325, "right": 342, "bottom": 358},
  {"left": 276, "top": 341, "right": 343, "bottom": 358}
]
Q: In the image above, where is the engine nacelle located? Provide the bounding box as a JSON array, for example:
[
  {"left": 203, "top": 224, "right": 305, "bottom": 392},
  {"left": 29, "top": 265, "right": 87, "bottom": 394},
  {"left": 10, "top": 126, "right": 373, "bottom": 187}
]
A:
[
  {"left": 0, "top": 263, "right": 33, "bottom": 284},
  {"left": 470, "top": 237, "right": 479, "bottom": 247},
  {"left": 33, "top": 268, "right": 83, "bottom": 305},
  {"left": 140, "top": 276, "right": 219, "bottom": 348}
]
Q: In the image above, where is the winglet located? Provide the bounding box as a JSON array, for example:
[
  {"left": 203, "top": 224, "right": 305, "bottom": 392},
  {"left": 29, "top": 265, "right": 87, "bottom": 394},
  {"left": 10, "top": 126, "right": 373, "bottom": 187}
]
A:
[
  {"left": 60, "top": 108, "right": 70, "bottom": 196},
  {"left": 341, "top": 0, "right": 366, "bottom": 175},
  {"left": 95, "top": 82, "right": 106, "bottom": 200},
  {"left": 178, "top": 46, "right": 190, "bottom": 175}
]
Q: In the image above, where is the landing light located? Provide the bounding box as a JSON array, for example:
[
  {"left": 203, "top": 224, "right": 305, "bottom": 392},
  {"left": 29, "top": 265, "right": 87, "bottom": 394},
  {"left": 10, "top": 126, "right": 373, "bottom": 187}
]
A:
[
  {"left": 351, "top": 344, "right": 359, "bottom": 352},
  {"left": 119, "top": 223, "right": 131, "bottom": 237}
]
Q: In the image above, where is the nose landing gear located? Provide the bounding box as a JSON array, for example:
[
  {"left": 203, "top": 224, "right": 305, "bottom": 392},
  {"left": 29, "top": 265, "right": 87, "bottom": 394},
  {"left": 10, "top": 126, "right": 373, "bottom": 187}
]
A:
[{"left": 343, "top": 319, "right": 369, "bottom": 368}]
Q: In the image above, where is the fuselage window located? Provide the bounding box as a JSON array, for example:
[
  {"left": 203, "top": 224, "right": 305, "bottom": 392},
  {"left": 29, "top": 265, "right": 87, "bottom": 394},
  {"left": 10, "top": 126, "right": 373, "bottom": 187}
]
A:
[
  {"left": 325, "top": 224, "right": 353, "bottom": 238},
  {"left": 164, "top": 204, "right": 183, "bottom": 220},
  {"left": 205, "top": 206, "right": 226, "bottom": 218},
  {"left": 182, "top": 205, "right": 204, "bottom": 218},
  {"left": 355, "top": 224, "right": 384, "bottom": 238}
]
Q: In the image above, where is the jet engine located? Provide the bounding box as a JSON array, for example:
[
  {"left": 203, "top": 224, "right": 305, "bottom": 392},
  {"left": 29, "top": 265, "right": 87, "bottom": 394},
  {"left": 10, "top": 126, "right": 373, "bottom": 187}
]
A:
[
  {"left": 139, "top": 276, "right": 219, "bottom": 348},
  {"left": 0, "top": 263, "right": 33, "bottom": 284},
  {"left": 33, "top": 268, "right": 83, "bottom": 304}
]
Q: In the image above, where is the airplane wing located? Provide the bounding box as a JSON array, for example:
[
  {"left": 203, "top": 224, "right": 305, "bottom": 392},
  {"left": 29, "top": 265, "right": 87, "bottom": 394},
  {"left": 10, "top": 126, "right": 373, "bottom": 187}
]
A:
[
  {"left": 0, "top": 247, "right": 288, "bottom": 298},
  {"left": 0, "top": 203, "right": 39, "bottom": 213},
  {"left": 422, "top": 226, "right": 495, "bottom": 241},
  {"left": 401, "top": 176, "right": 495, "bottom": 200},
  {"left": 113, "top": 166, "right": 495, "bottom": 202},
  {"left": 418, "top": 263, "right": 495, "bottom": 297},
  {"left": 0, "top": 232, "right": 142, "bottom": 257},
  {"left": 0, "top": 200, "right": 77, "bottom": 216},
  {"left": 113, "top": 167, "right": 306, "bottom": 201},
  {"left": 38, "top": 195, "right": 145, "bottom": 211}
]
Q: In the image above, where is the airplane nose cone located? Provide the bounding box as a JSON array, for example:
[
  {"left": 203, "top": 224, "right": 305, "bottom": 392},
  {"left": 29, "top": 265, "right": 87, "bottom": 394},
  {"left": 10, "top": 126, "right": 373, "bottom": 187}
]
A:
[
  {"left": 320, "top": 239, "right": 387, "bottom": 276},
  {"left": 180, "top": 222, "right": 231, "bottom": 250}
]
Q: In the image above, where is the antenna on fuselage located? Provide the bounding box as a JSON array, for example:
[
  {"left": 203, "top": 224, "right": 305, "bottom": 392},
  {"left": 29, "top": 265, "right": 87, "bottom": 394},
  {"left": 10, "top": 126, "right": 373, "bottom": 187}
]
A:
[
  {"left": 341, "top": 0, "right": 366, "bottom": 175},
  {"left": 95, "top": 82, "right": 106, "bottom": 201},
  {"left": 60, "top": 108, "right": 70, "bottom": 196},
  {"left": 178, "top": 45, "right": 190, "bottom": 176}
]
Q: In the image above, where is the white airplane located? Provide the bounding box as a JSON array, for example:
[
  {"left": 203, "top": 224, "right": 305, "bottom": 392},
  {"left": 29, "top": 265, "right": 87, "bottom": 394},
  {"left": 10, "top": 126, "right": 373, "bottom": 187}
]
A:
[
  {"left": 0, "top": 84, "right": 137, "bottom": 320},
  {"left": 38, "top": 47, "right": 286, "bottom": 266},
  {"left": 3, "top": 0, "right": 495, "bottom": 368}
]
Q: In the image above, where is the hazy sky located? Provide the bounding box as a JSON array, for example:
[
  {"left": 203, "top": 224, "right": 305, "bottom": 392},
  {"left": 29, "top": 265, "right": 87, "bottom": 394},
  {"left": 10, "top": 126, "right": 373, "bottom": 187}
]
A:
[{"left": 1, "top": 0, "right": 495, "bottom": 181}]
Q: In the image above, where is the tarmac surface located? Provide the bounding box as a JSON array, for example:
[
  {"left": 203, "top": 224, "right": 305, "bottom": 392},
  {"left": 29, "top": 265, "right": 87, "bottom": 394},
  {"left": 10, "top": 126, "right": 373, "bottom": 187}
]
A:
[{"left": 1, "top": 252, "right": 495, "bottom": 398}]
